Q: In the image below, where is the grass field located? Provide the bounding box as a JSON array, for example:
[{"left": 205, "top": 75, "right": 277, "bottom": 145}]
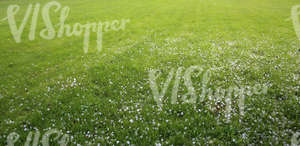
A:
[{"left": 0, "top": 0, "right": 299, "bottom": 145}]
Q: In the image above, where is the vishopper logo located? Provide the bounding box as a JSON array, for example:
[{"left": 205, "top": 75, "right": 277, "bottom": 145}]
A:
[
  {"left": 0, "top": 1, "right": 130, "bottom": 53},
  {"left": 149, "top": 66, "right": 268, "bottom": 105},
  {"left": 291, "top": 132, "right": 300, "bottom": 146},
  {"left": 148, "top": 66, "right": 268, "bottom": 120},
  {"left": 289, "top": 5, "right": 300, "bottom": 41},
  {"left": 7, "top": 129, "right": 70, "bottom": 146}
]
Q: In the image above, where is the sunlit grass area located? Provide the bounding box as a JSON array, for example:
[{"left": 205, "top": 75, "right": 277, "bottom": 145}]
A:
[{"left": 0, "top": 0, "right": 299, "bottom": 145}]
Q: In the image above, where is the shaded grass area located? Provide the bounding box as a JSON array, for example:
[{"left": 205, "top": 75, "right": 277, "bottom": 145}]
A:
[{"left": 0, "top": 0, "right": 299, "bottom": 145}]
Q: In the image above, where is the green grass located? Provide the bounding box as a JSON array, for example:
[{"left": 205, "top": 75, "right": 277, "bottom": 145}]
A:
[{"left": 0, "top": 0, "right": 299, "bottom": 145}]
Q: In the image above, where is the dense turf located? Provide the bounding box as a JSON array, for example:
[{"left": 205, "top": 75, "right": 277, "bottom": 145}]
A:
[{"left": 0, "top": 0, "right": 299, "bottom": 145}]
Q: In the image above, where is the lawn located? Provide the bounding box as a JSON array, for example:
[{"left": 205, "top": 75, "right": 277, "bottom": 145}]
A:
[{"left": 0, "top": 0, "right": 299, "bottom": 145}]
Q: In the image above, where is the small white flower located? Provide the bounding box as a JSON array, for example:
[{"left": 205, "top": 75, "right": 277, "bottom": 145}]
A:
[{"left": 130, "top": 119, "right": 134, "bottom": 123}]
